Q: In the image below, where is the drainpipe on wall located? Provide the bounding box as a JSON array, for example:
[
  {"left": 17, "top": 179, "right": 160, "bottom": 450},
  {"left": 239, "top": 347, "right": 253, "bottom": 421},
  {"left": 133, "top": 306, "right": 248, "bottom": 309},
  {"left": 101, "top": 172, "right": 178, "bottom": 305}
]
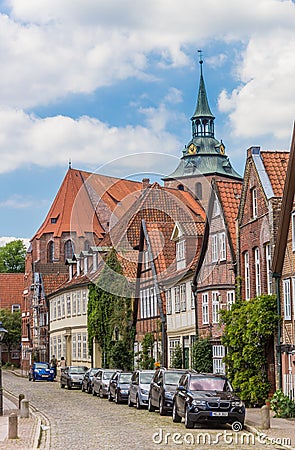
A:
[{"left": 273, "top": 272, "right": 282, "bottom": 390}]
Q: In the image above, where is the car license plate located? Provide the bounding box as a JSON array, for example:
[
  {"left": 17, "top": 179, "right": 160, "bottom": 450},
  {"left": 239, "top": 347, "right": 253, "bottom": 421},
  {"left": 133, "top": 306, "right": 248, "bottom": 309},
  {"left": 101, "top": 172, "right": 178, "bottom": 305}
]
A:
[
  {"left": 41, "top": 375, "right": 49, "bottom": 377},
  {"left": 211, "top": 412, "right": 228, "bottom": 417}
]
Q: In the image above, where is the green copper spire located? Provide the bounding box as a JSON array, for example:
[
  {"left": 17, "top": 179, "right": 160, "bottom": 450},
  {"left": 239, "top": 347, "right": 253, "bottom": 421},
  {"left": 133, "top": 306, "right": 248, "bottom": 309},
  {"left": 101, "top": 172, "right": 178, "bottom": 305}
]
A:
[
  {"left": 163, "top": 50, "right": 242, "bottom": 183},
  {"left": 191, "top": 51, "right": 215, "bottom": 138}
]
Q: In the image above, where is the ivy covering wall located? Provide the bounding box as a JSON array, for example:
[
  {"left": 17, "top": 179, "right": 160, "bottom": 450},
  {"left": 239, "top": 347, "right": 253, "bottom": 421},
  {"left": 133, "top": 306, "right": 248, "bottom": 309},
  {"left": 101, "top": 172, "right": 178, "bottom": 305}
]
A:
[
  {"left": 220, "top": 294, "right": 280, "bottom": 406},
  {"left": 87, "top": 248, "right": 134, "bottom": 370}
]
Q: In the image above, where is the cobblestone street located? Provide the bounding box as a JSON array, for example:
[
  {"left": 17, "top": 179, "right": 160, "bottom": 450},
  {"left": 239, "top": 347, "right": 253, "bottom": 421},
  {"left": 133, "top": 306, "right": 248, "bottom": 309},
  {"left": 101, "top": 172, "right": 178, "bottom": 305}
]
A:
[{"left": 3, "top": 371, "right": 281, "bottom": 450}]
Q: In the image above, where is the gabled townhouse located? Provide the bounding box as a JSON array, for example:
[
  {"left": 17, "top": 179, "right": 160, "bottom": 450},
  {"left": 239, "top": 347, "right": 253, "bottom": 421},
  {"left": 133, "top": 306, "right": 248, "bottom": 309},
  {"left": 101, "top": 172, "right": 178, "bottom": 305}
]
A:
[
  {"left": 272, "top": 125, "right": 295, "bottom": 399},
  {"left": 22, "top": 166, "right": 142, "bottom": 369},
  {"left": 99, "top": 180, "right": 205, "bottom": 368},
  {"left": 237, "top": 146, "right": 289, "bottom": 391},
  {"left": 192, "top": 179, "right": 242, "bottom": 373}
]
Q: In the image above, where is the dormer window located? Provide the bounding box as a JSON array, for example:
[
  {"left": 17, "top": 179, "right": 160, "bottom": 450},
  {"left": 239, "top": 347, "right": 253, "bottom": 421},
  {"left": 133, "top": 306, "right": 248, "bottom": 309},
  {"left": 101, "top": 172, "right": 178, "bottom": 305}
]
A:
[{"left": 51, "top": 216, "right": 59, "bottom": 224}]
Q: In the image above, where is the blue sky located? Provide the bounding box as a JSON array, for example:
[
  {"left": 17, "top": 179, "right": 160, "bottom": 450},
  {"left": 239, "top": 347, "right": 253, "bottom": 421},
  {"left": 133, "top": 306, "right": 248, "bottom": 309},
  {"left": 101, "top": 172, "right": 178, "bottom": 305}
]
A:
[{"left": 1, "top": 0, "right": 295, "bottom": 244}]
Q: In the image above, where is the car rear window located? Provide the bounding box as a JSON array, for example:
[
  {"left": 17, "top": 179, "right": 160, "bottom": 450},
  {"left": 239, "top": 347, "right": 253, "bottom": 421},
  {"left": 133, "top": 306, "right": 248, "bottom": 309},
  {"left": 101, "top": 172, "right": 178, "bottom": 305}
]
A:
[
  {"left": 140, "top": 372, "right": 154, "bottom": 384},
  {"left": 189, "top": 377, "right": 231, "bottom": 391},
  {"left": 69, "top": 367, "right": 86, "bottom": 374},
  {"left": 164, "top": 372, "right": 184, "bottom": 385},
  {"left": 119, "top": 373, "right": 132, "bottom": 383},
  {"left": 35, "top": 363, "right": 49, "bottom": 369},
  {"left": 103, "top": 372, "right": 115, "bottom": 380}
]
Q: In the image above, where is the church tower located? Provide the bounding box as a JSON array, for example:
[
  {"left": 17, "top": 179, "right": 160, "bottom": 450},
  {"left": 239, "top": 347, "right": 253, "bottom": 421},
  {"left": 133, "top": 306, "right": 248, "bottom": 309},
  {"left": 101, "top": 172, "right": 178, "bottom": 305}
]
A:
[{"left": 163, "top": 52, "right": 242, "bottom": 209}]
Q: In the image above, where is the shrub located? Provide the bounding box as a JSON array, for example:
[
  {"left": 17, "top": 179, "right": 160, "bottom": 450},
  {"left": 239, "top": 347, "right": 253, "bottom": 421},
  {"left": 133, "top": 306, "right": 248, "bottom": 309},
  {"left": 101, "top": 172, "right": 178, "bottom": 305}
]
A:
[{"left": 270, "top": 389, "right": 295, "bottom": 418}]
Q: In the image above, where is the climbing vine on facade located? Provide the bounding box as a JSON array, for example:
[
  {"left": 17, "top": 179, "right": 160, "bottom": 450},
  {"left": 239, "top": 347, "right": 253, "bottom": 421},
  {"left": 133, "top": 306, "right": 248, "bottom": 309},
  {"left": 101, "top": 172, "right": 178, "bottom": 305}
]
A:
[
  {"left": 191, "top": 338, "right": 213, "bottom": 373},
  {"left": 220, "top": 294, "right": 280, "bottom": 406},
  {"left": 87, "top": 248, "right": 134, "bottom": 369}
]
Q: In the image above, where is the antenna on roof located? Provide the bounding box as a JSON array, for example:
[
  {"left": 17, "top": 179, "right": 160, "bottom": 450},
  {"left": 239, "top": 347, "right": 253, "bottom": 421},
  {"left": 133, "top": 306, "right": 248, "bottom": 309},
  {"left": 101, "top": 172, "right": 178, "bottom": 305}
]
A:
[{"left": 69, "top": 158, "right": 72, "bottom": 170}]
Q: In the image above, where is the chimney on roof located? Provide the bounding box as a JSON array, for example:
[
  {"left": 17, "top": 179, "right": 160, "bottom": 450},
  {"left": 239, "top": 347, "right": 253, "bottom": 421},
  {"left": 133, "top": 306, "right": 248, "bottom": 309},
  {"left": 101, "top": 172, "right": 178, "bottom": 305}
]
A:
[
  {"left": 247, "top": 146, "right": 260, "bottom": 158},
  {"left": 142, "top": 178, "right": 150, "bottom": 190}
]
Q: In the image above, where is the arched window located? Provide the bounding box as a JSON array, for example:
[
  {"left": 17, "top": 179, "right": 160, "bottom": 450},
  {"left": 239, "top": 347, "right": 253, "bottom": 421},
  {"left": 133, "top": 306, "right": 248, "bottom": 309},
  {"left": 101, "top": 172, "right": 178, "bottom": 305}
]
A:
[
  {"left": 64, "top": 240, "right": 74, "bottom": 261},
  {"left": 47, "top": 241, "right": 54, "bottom": 263},
  {"left": 195, "top": 182, "right": 202, "bottom": 200}
]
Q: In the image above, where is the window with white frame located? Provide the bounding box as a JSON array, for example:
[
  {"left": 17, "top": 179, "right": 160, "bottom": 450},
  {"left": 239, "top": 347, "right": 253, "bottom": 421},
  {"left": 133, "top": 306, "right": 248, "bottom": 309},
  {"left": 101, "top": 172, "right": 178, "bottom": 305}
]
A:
[
  {"left": 61, "top": 295, "right": 65, "bottom": 317},
  {"left": 251, "top": 187, "right": 258, "bottom": 219},
  {"left": 191, "top": 287, "right": 195, "bottom": 309},
  {"left": 219, "top": 232, "right": 226, "bottom": 261},
  {"left": 140, "top": 287, "right": 157, "bottom": 318},
  {"left": 77, "top": 291, "right": 81, "bottom": 315},
  {"left": 77, "top": 334, "right": 82, "bottom": 359},
  {"left": 202, "top": 293, "right": 209, "bottom": 324},
  {"left": 57, "top": 336, "right": 62, "bottom": 359},
  {"left": 212, "top": 291, "right": 220, "bottom": 323},
  {"left": 72, "top": 292, "right": 77, "bottom": 316},
  {"left": 212, "top": 345, "right": 225, "bottom": 374},
  {"left": 176, "top": 240, "right": 186, "bottom": 270},
  {"left": 180, "top": 284, "right": 186, "bottom": 311},
  {"left": 53, "top": 300, "right": 57, "bottom": 320},
  {"left": 11, "top": 304, "right": 20, "bottom": 313},
  {"left": 82, "top": 334, "right": 87, "bottom": 359},
  {"left": 292, "top": 278, "right": 295, "bottom": 320},
  {"left": 57, "top": 299, "right": 61, "bottom": 319},
  {"left": 82, "top": 290, "right": 87, "bottom": 314},
  {"left": 283, "top": 279, "right": 291, "bottom": 320},
  {"left": 254, "top": 247, "right": 261, "bottom": 296},
  {"left": 265, "top": 243, "right": 272, "bottom": 294},
  {"left": 175, "top": 286, "right": 180, "bottom": 313},
  {"left": 72, "top": 335, "right": 76, "bottom": 359},
  {"left": 150, "top": 287, "right": 157, "bottom": 317},
  {"left": 227, "top": 291, "right": 235, "bottom": 310},
  {"left": 244, "top": 251, "right": 250, "bottom": 300},
  {"left": 292, "top": 212, "right": 295, "bottom": 252},
  {"left": 212, "top": 234, "right": 218, "bottom": 262},
  {"left": 66, "top": 294, "right": 71, "bottom": 317},
  {"left": 166, "top": 289, "right": 172, "bottom": 315},
  {"left": 143, "top": 250, "right": 149, "bottom": 270}
]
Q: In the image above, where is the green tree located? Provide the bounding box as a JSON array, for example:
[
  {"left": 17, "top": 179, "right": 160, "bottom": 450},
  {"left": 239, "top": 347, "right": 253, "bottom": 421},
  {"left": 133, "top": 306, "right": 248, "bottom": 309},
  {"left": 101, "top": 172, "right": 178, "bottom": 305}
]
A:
[
  {"left": 170, "top": 344, "right": 183, "bottom": 368},
  {"left": 220, "top": 294, "right": 280, "bottom": 406},
  {"left": 0, "top": 240, "right": 26, "bottom": 273},
  {"left": 0, "top": 309, "right": 22, "bottom": 364},
  {"left": 137, "top": 332, "right": 155, "bottom": 369},
  {"left": 88, "top": 248, "right": 134, "bottom": 368},
  {"left": 191, "top": 338, "right": 213, "bottom": 372}
]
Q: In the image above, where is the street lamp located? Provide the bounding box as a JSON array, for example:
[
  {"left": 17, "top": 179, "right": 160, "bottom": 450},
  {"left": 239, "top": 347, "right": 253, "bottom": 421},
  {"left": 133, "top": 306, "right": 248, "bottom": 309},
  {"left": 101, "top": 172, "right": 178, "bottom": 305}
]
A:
[{"left": 0, "top": 321, "right": 8, "bottom": 416}]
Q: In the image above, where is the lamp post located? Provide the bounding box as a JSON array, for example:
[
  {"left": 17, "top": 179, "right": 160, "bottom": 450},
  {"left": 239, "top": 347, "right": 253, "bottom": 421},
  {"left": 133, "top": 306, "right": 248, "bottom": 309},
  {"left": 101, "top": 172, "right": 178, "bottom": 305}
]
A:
[{"left": 0, "top": 321, "right": 8, "bottom": 416}]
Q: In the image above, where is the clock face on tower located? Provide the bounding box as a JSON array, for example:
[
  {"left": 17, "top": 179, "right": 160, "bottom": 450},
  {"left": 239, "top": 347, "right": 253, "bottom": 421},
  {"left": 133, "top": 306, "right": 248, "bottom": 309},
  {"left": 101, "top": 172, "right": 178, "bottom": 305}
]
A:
[
  {"left": 220, "top": 143, "right": 225, "bottom": 155},
  {"left": 188, "top": 143, "right": 197, "bottom": 155}
]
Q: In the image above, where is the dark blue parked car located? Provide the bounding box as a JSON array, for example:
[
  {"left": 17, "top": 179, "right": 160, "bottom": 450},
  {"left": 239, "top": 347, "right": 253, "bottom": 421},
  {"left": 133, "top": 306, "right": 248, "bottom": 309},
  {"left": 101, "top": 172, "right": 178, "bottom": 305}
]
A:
[{"left": 28, "top": 362, "right": 55, "bottom": 381}]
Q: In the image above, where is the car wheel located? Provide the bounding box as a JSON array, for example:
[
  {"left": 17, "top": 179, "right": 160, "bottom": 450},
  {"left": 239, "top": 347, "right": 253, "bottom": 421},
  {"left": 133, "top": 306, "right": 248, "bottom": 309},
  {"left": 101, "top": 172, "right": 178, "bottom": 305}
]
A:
[
  {"left": 172, "top": 402, "right": 181, "bottom": 423},
  {"left": 99, "top": 387, "right": 104, "bottom": 398},
  {"left": 67, "top": 381, "right": 72, "bottom": 390},
  {"left": 128, "top": 394, "right": 133, "bottom": 407},
  {"left": 87, "top": 384, "right": 92, "bottom": 394},
  {"left": 148, "top": 396, "right": 156, "bottom": 412},
  {"left": 108, "top": 391, "right": 113, "bottom": 402},
  {"left": 159, "top": 397, "right": 166, "bottom": 416},
  {"left": 185, "top": 406, "right": 194, "bottom": 429},
  {"left": 136, "top": 395, "right": 141, "bottom": 410},
  {"left": 81, "top": 383, "right": 85, "bottom": 392},
  {"left": 115, "top": 391, "right": 120, "bottom": 404}
]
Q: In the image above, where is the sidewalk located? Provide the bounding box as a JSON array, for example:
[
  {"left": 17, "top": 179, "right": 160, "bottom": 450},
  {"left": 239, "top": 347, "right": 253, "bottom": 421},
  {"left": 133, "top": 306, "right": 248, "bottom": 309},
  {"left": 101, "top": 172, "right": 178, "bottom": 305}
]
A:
[
  {"left": 0, "top": 395, "right": 41, "bottom": 449},
  {"left": 245, "top": 408, "right": 295, "bottom": 450}
]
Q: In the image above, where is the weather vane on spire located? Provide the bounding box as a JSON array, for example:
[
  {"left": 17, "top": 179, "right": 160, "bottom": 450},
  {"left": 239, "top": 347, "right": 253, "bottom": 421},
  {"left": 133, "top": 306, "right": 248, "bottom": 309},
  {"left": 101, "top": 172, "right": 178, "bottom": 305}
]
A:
[{"left": 197, "top": 49, "right": 203, "bottom": 65}]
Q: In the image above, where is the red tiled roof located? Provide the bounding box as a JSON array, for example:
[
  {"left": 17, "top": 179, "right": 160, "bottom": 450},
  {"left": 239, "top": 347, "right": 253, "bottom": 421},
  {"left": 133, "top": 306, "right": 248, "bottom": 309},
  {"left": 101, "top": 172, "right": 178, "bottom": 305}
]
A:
[
  {"left": 260, "top": 151, "right": 289, "bottom": 197},
  {"left": 0, "top": 273, "right": 24, "bottom": 310},
  {"left": 33, "top": 168, "right": 143, "bottom": 240},
  {"left": 215, "top": 180, "right": 242, "bottom": 254}
]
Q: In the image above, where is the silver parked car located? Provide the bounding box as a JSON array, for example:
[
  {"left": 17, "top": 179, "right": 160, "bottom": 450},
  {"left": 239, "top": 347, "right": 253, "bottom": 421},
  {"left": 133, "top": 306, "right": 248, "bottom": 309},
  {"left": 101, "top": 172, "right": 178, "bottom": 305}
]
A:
[
  {"left": 92, "top": 369, "right": 117, "bottom": 398},
  {"left": 128, "top": 369, "right": 155, "bottom": 409}
]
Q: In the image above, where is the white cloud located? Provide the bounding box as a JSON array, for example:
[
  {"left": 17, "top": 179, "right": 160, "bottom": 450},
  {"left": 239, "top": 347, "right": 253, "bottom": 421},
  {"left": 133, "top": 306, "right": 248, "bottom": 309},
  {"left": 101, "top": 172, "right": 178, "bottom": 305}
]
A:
[
  {"left": 0, "top": 104, "right": 183, "bottom": 174},
  {"left": 0, "top": 236, "right": 30, "bottom": 248},
  {"left": 0, "top": 0, "right": 294, "bottom": 173},
  {"left": 0, "top": 194, "right": 36, "bottom": 209}
]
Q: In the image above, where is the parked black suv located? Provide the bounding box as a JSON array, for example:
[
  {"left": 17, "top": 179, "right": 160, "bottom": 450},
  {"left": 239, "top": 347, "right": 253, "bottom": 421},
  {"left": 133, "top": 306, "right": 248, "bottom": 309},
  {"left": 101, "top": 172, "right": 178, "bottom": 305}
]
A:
[
  {"left": 172, "top": 372, "right": 245, "bottom": 429},
  {"left": 148, "top": 368, "right": 188, "bottom": 415}
]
